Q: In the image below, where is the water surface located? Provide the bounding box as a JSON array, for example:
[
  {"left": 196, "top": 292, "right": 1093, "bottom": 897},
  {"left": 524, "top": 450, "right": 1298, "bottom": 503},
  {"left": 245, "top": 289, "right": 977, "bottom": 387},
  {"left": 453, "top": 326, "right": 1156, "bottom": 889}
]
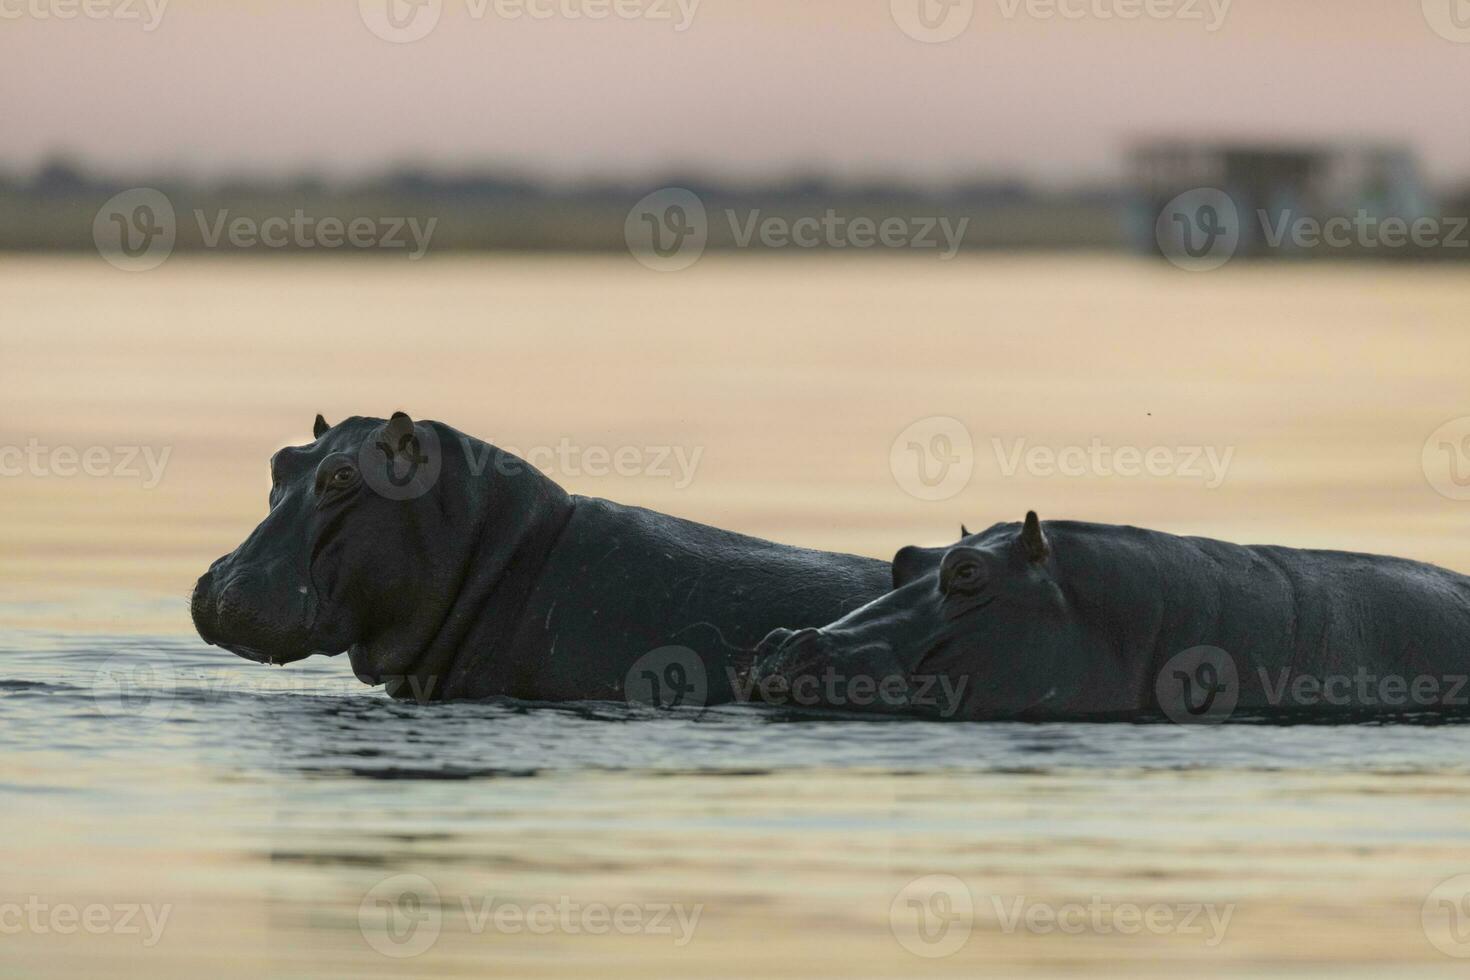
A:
[
  {"left": 7, "top": 254, "right": 1470, "bottom": 976},
  {"left": 6, "top": 630, "right": 1470, "bottom": 978}
]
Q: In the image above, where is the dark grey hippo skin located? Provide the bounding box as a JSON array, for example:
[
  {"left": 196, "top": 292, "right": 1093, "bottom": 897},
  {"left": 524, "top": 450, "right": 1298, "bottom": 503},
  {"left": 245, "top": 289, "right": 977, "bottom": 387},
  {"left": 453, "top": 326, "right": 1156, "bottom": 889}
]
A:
[
  {"left": 191, "top": 413, "right": 889, "bottom": 703},
  {"left": 752, "top": 513, "right": 1470, "bottom": 722}
]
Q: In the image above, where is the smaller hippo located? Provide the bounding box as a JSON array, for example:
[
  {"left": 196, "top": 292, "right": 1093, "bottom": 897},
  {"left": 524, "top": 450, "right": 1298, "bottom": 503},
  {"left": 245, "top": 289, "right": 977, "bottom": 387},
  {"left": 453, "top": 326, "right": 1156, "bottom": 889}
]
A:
[{"left": 750, "top": 513, "right": 1470, "bottom": 722}]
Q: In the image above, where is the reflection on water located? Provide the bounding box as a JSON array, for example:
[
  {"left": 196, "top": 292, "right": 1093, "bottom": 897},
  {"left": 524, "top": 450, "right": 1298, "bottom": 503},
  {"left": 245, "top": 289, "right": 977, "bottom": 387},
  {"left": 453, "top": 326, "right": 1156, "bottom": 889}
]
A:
[{"left": 6, "top": 630, "right": 1470, "bottom": 977}]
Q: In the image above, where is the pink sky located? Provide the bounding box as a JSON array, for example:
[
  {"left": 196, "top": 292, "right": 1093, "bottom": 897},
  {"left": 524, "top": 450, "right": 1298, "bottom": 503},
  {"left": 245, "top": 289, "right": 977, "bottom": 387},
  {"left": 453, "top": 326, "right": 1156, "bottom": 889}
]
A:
[{"left": 5, "top": 0, "right": 1469, "bottom": 185}]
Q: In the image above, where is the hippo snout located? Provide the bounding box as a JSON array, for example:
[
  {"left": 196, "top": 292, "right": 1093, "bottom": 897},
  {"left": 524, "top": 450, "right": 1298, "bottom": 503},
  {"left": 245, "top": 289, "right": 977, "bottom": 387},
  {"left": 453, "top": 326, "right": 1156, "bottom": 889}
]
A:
[
  {"left": 190, "top": 567, "right": 220, "bottom": 646},
  {"left": 190, "top": 556, "right": 318, "bottom": 666},
  {"left": 753, "top": 626, "right": 848, "bottom": 682},
  {"left": 754, "top": 626, "right": 829, "bottom": 668}
]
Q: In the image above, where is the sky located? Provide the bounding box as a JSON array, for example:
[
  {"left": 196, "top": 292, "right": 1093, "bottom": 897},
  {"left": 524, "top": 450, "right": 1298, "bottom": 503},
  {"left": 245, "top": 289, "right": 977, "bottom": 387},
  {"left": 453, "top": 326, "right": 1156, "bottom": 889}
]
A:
[{"left": 4, "top": 0, "right": 1470, "bottom": 186}]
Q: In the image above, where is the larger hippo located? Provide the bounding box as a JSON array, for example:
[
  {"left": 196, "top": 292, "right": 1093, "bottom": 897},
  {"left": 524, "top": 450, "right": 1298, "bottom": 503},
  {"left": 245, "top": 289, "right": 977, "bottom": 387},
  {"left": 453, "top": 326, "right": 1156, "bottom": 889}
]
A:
[
  {"left": 191, "top": 413, "right": 889, "bottom": 703},
  {"left": 751, "top": 512, "right": 1470, "bottom": 722}
]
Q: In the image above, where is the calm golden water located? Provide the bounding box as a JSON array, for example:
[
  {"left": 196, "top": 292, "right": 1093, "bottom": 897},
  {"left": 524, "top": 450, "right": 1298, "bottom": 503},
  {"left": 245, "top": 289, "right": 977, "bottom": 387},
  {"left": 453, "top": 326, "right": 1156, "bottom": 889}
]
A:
[{"left": 5, "top": 254, "right": 1470, "bottom": 977}]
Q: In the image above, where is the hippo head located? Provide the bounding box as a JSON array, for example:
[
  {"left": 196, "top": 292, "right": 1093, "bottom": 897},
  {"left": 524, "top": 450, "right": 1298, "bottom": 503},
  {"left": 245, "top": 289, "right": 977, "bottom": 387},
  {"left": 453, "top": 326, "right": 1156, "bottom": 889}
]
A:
[
  {"left": 190, "top": 412, "right": 565, "bottom": 687},
  {"left": 753, "top": 512, "right": 1099, "bottom": 719}
]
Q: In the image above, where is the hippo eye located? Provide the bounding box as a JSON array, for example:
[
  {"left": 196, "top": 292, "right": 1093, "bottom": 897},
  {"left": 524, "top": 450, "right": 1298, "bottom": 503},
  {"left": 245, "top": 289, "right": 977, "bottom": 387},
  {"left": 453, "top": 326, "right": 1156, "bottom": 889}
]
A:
[
  {"left": 940, "top": 553, "right": 987, "bottom": 596},
  {"left": 316, "top": 459, "right": 359, "bottom": 497}
]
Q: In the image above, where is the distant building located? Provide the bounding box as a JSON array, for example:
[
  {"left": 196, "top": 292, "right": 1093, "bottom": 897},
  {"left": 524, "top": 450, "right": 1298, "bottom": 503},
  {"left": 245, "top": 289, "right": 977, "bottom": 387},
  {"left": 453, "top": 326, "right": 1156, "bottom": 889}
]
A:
[{"left": 1129, "top": 141, "right": 1436, "bottom": 258}]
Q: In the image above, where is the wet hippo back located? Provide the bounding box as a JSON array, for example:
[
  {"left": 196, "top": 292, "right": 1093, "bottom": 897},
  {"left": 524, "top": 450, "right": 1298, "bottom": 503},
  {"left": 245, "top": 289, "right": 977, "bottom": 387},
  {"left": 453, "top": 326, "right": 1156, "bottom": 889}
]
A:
[
  {"left": 452, "top": 496, "right": 890, "bottom": 702},
  {"left": 755, "top": 516, "right": 1470, "bottom": 721},
  {"left": 1187, "top": 537, "right": 1470, "bottom": 711}
]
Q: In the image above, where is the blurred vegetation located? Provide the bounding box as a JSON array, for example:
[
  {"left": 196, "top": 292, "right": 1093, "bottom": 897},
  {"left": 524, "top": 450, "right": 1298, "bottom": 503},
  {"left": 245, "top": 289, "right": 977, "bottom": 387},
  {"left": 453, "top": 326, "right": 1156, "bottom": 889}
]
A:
[{"left": 5, "top": 156, "right": 1469, "bottom": 257}]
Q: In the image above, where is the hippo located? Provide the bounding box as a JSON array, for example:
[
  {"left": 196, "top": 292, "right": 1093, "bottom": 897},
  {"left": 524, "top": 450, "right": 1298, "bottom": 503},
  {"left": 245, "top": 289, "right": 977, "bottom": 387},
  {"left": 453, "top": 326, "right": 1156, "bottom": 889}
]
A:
[
  {"left": 750, "top": 512, "right": 1470, "bottom": 722},
  {"left": 191, "top": 412, "right": 890, "bottom": 703}
]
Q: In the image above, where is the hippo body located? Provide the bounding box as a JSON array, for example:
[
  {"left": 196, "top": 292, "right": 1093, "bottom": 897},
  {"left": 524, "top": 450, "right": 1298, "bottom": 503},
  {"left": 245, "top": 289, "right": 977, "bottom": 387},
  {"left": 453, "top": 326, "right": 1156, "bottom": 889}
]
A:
[
  {"left": 442, "top": 495, "right": 889, "bottom": 703},
  {"left": 192, "top": 414, "right": 889, "bottom": 703},
  {"left": 754, "top": 516, "right": 1470, "bottom": 722}
]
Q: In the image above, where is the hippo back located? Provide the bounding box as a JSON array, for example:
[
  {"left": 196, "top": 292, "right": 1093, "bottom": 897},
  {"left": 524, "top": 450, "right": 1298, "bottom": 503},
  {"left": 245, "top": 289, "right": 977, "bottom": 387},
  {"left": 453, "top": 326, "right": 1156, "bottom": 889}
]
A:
[{"left": 456, "top": 496, "right": 891, "bottom": 702}]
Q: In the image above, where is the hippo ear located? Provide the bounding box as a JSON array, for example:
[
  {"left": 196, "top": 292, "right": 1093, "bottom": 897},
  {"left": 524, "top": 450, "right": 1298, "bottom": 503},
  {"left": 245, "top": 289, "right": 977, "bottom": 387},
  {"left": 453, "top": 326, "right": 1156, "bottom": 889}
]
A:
[
  {"left": 960, "top": 524, "right": 971, "bottom": 538},
  {"left": 379, "top": 411, "right": 417, "bottom": 457},
  {"left": 1021, "top": 510, "right": 1049, "bottom": 563},
  {"left": 386, "top": 411, "right": 414, "bottom": 439},
  {"left": 313, "top": 414, "right": 330, "bottom": 439}
]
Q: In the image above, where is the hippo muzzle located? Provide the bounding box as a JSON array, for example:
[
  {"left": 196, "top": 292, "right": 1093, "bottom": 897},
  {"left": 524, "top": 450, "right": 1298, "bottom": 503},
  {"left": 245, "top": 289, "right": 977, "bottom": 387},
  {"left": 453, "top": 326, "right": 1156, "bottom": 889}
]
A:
[
  {"left": 191, "top": 552, "right": 321, "bottom": 665},
  {"left": 751, "top": 625, "right": 916, "bottom": 712}
]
